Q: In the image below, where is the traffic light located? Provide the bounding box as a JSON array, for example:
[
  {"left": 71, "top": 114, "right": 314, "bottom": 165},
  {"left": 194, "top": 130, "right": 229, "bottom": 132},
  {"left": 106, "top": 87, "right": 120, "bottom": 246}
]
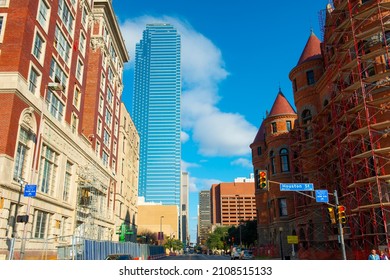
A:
[
  {"left": 257, "top": 170, "right": 268, "bottom": 190},
  {"left": 327, "top": 207, "right": 336, "bottom": 225},
  {"left": 337, "top": 205, "right": 347, "bottom": 225}
]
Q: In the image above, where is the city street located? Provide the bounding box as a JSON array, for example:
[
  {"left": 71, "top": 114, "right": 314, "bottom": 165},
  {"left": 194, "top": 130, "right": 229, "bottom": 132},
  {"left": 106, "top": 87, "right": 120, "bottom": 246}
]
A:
[{"left": 160, "top": 253, "right": 230, "bottom": 260}]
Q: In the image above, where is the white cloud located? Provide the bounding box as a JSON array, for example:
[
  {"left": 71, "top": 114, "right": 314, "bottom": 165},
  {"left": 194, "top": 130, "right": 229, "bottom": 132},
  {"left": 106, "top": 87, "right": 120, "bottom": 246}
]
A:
[
  {"left": 119, "top": 15, "right": 257, "bottom": 157},
  {"left": 181, "top": 160, "right": 200, "bottom": 172},
  {"left": 231, "top": 158, "right": 253, "bottom": 168},
  {"left": 189, "top": 177, "right": 221, "bottom": 193},
  {"left": 181, "top": 131, "right": 189, "bottom": 143}
]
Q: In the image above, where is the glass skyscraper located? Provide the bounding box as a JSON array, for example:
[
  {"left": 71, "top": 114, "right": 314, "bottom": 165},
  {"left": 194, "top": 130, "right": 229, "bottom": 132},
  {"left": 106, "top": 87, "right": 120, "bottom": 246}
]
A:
[{"left": 132, "top": 23, "right": 181, "bottom": 206}]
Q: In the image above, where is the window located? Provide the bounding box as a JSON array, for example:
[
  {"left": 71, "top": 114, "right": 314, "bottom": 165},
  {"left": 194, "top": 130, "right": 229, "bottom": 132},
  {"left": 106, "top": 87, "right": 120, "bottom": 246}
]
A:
[
  {"left": 306, "top": 70, "right": 315, "bottom": 85},
  {"left": 46, "top": 89, "right": 64, "bottom": 121},
  {"left": 114, "top": 121, "right": 119, "bottom": 137},
  {"left": 28, "top": 67, "right": 40, "bottom": 94},
  {"left": 71, "top": 113, "right": 78, "bottom": 133},
  {"left": 302, "top": 109, "right": 312, "bottom": 139},
  {"left": 79, "top": 32, "right": 86, "bottom": 55},
  {"left": 97, "top": 118, "right": 102, "bottom": 135},
  {"left": 38, "top": 145, "right": 59, "bottom": 195},
  {"left": 95, "top": 141, "right": 100, "bottom": 156},
  {"left": 34, "top": 210, "right": 48, "bottom": 239},
  {"left": 58, "top": 0, "right": 74, "bottom": 34},
  {"left": 280, "top": 148, "right": 290, "bottom": 172},
  {"left": 73, "top": 88, "right": 81, "bottom": 109},
  {"left": 13, "top": 128, "right": 31, "bottom": 181},
  {"left": 76, "top": 58, "right": 84, "bottom": 81},
  {"left": 286, "top": 121, "right": 292, "bottom": 131},
  {"left": 103, "top": 129, "right": 110, "bottom": 147},
  {"left": 49, "top": 58, "right": 68, "bottom": 90},
  {"left": 63, "top": 161, "right": 72, "bottom": 202},
  {"left": 54, "top": 26, "right": 71, "bottom": 64},
  {"left": 271, "top": 122, "right": 277, "bottom": 133},
  {"left": 293, "top": 78, "right": 297, "bottom": 92},
  {"left": 279, "top": 198, "right": 288, "bottom": 217},
  {"left": 37, "top": 0, "right": 50, "bottom": 30},
  {"left": 270, "top": 151, "right": 276, "bottom": 174},
  {"left": 0, "top": 0, "right": 9, "bottom": 7},
  {"left": 102, "top": 151, "right": 109, "bottom": 167},
  {"left": 81, "top": 7, "right": 88, "bottom": 27},
  {"left": 98, "top": 95, "right": 104, "bottom": 114},
  {"left": 108, "top": 67, "right": 114, "bottom": 84},
  {"left": 257, "top": 146, "right": 262, "bottom": 156},
  {"left": 33, "top": 32, "right": 44, "bottom": 61},
  {"left": 107, "top": 87, "right": 113, "bottom": 106},
  {"left": 100, "top": 73, "right": 105, "bottom": 90},
  {"left": 105, "top": 108, "right": 112, "bottom": 126}
]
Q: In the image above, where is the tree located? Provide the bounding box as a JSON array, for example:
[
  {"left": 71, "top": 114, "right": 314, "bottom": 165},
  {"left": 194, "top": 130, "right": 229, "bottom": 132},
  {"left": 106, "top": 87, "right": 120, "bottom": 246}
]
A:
[
  {"left": 137, "top": 229, "right": 157, "bottom": 244},
  {"left": 206, "top": 226, "right": 229, "bottom": 251},
  {"left": 164, "top": 236, "right": 183, "bottom": 252}
]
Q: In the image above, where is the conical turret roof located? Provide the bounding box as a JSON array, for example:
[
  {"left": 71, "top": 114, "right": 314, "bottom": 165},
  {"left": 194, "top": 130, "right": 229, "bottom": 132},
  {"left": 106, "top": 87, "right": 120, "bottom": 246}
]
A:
[
  {"left": 268, "top": 89, "right": 296, "bottom": 117},
  {"left": 297, "top": 31, "right": 322, "bottom": 65}
]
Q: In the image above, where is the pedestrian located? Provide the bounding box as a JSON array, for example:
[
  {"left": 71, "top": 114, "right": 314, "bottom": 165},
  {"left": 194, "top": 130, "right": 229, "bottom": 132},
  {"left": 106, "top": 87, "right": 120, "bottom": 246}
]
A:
[
  {"left": 379, "top": 250, "right": 388, "bottom": 260},
  {"left": 368, "top": 249, "right": 380, "bottom": 260}
]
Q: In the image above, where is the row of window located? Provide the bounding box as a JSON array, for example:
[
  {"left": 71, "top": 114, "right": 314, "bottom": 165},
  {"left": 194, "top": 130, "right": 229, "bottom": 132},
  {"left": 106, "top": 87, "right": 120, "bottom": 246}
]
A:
[
  {"left": 14, "top": 128, "right": 74, "bottom": 202},
  {"left": 292, "top": 70, "right": 315, "bottom": 92}
]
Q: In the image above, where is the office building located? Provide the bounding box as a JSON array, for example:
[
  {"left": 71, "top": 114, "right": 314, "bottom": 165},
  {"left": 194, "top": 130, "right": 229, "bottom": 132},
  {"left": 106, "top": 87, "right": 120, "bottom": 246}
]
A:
[
  {"left": 132, "top": 23, "right": 181, "bottom": 206},
  {"left": 198, "top": 190, "right": 211, "bottom": 245}
]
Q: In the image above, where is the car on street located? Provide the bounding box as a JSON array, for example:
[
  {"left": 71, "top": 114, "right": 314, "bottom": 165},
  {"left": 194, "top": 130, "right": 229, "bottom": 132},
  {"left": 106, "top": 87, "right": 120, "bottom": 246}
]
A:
[
  {"left": 105, "top": 254, "right": 133, "bottom": 260},
  {"left": 241, "top": 250, "right": 254, "bottom": 260}
]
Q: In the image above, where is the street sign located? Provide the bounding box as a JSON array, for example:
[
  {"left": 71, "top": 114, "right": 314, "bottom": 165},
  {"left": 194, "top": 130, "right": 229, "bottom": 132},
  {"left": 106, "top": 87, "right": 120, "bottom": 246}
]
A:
[
  {"left": 280, "top": 183, "right": 314, "bottom": 191},
  {"left": 315, "top": 190, "right": 329, "bottom": 203},
  {"left": 287, "top": 235, "right": 299, "bottom": 244},
  {"left": 23, "top": 185, "right": 37, "bottom": 197}
]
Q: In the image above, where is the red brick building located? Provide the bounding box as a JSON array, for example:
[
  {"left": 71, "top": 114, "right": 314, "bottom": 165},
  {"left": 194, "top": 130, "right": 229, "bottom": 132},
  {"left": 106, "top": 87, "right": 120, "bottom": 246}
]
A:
[
  {"left": 251, "top": 1, "right": 390, "bottom": 260},
  {"left": 0, "top": 0, "right": 130, "bottom": 259}
]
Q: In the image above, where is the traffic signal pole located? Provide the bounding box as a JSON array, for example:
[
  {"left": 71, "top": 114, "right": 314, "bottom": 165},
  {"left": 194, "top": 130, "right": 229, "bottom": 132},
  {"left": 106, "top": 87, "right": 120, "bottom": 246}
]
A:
[{"left": 334, "top": 190, "right": 347, "bottom": 260}]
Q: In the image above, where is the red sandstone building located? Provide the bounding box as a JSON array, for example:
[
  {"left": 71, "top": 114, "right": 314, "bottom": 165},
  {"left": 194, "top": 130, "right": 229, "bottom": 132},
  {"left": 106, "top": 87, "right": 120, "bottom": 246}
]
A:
[{"left": 251, "top": 0, "right": 390, "bottom": 260}]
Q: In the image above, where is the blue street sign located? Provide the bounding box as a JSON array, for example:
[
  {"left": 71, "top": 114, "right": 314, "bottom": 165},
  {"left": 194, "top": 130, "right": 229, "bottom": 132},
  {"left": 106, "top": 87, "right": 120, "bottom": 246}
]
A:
[
  {"left": 315, "top": 190, "right": 329, "bottom": 203},
  {"left": 280, "top": 183, "right": 314, "bottom": 191},
  {"left": 24, "top": 185, "right": 37, "bottom": 197}
]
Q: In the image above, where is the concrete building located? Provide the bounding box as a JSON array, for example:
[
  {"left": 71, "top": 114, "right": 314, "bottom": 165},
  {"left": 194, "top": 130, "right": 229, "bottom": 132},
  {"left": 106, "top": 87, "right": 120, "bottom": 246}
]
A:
[
  {"left": 0, "top": 0, "right": 133, "bottom": 259},
  {"left": 198, "top": 190, "right": 211, "bottom": 245},
  {"left": 251, "top": 1, "right": 390, "bottom": 260},
  {"left": 115, "top": 103, "right": 139, "bottom": 242},
  {"left": 180, "top": 171, "right": 189, "bottom": 246},
  {"left": 137, "top": 198, "right": 178, "bottom": 242},
  {"left": 210, "top": 181, "right": 257, "bottom": 226}
]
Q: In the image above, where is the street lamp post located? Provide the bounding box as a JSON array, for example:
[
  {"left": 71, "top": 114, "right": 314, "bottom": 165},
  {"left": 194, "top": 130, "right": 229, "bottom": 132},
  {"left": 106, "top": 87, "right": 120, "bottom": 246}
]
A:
[
  {"left": 279, "top": 227, "right": 284, "bottom": 260},
  {"left": 159, "top": 216, "right": 164, "bottom": 245}
]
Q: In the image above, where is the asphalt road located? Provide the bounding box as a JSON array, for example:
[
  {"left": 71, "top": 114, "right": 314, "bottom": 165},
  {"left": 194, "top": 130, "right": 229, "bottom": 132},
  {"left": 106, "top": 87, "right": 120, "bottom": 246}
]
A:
[{"left": 160, "top": 253, "right": 231, "bottom": 260}]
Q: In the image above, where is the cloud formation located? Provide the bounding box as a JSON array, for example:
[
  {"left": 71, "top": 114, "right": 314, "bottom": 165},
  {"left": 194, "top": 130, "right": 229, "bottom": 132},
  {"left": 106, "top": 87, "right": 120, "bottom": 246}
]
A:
[
  {"left": 231, "top": 158, "right": 253, "bottom": 169},
  {"left": 189, "top": 177, "right": 221, "bottom": 193},
  {"left": 119, "top": 15, "right": 257, "bottom": 157}
]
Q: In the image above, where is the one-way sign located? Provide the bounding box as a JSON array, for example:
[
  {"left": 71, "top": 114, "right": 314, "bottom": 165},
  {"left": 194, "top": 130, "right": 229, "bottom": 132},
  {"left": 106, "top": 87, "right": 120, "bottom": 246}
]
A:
[
  {"left": 24, "top": 184, "right": 37, "bottom": 197},
  {"left": 315, "top": 190, "right": 329, "bottom": 203}
]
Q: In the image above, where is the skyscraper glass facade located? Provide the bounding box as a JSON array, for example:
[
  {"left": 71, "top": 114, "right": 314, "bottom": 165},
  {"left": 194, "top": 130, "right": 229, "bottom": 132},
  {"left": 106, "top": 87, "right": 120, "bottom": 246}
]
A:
[{"left": 132, "top": 23, "right": 181, "bottom": 206}]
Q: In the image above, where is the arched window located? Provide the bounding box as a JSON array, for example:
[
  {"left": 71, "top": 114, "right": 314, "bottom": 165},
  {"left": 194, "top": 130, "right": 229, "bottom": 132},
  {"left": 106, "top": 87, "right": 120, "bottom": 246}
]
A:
[
  {"left": 302, "top": 109, "right": 312, "bottom": 139},
  {"left": 13, "top": 109, "right": 37, "bottom": 182},
  {"left": 270, "top": 151, "right": 276, "bottom": 174},
  {"left": 280, "top": 148, "right": 290, "bottom": 172}
]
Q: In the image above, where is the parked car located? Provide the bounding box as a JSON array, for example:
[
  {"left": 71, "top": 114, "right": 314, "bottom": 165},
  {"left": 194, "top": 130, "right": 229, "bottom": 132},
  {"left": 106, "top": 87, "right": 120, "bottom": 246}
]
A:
[
  {"left": 105, "top": 254, "right": 133, "bottom": 260},
  {"left": 241, "top": 250, "right": 254, "bottom": 260}
]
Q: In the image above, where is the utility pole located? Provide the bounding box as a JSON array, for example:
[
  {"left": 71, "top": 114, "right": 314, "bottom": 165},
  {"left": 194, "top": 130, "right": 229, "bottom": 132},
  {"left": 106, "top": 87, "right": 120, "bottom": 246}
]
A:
[{"left": 334, "top": 190, "right": 347, "bottom": 260}]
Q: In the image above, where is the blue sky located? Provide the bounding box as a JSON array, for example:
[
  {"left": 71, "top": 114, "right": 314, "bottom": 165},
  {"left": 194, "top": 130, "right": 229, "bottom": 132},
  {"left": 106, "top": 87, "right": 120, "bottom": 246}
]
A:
[{"left": 112, "top": 0, "right": 329, "bottom": 243}]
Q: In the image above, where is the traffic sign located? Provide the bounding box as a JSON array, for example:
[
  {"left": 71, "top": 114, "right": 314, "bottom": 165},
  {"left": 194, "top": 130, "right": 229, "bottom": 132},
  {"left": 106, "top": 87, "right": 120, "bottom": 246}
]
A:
[
  {"left": 287, "top": 235, "right": 299, "bottom": 244},
  {"left": 24, "top": 185, "right": 37, "bottom": 197},
  {"left": 280, "top": 183, "right": 314, "bottom": 191},
  {"left": 315, "top": 190, "right": 329, "bottom": 203}
]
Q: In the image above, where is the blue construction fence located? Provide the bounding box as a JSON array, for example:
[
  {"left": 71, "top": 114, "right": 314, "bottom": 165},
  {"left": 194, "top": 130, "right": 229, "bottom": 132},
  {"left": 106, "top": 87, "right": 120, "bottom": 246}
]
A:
[{"left": 57, "top": 238, "right": 165, "bottom": 260}]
